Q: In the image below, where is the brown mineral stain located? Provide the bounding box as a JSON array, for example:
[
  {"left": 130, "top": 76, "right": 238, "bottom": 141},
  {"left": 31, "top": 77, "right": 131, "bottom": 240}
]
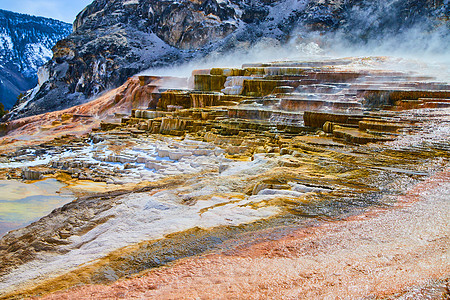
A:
[
  {"left": 7, "top": 169, "right": 447, "bottom": 300},
  {"left": 1, "top": 58, "right": 449, "bottom": 299}
]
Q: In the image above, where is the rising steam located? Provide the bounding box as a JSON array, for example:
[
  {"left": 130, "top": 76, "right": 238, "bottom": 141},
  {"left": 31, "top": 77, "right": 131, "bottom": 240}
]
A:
[{"left": 139, "top": 0, "right": 449, "bottom": 80}]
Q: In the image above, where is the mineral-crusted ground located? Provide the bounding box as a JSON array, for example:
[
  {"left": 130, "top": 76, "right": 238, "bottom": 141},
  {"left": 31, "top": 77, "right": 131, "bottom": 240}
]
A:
[
  {"left": 0, "top": 56, "right": 448, "bottom": 299},
  {"left": 33, "top": 168, "right": 450, "bottom": 299}
]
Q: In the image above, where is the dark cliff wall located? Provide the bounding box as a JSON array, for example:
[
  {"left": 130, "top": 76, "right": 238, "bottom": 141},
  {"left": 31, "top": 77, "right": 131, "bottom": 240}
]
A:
[{"left": 6, "top": 0, "right": 449, "bottom": 120}]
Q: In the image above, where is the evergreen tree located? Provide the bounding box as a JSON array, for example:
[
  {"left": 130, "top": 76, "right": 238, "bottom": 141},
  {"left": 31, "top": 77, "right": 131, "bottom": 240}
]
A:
[{"left": 0, "top": 102, "right": 7, "bottom": 118}]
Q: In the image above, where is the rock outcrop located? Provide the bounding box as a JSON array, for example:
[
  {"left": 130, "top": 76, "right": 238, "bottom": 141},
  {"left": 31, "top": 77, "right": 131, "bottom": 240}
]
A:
[{"left": 5, "top": 0, "right": 449, "bottom": 120}]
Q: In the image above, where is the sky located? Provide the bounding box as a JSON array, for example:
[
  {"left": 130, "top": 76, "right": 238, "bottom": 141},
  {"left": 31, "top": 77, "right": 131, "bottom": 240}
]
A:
[{"left": 0, "top": 0, "right": 93, "bottom": 23}]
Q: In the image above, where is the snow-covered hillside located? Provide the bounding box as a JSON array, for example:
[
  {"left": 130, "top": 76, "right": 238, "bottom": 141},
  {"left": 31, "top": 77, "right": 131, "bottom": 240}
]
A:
[{"left": 0, "top": 9, "right": 72, "bottom": 109}]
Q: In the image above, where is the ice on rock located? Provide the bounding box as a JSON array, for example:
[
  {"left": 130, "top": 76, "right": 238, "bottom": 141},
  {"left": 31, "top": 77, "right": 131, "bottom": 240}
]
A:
[
  {"left": 222, "top": 76, "right": 253, "bottom": 95},
  {"left": 257, "top": 189, "right": 305, "bottom": 198}
]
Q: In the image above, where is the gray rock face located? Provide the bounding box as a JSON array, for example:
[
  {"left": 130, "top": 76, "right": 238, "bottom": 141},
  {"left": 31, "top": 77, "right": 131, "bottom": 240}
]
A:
[{"left": 6, "top": 0, "right": 449, "bottom": 120}]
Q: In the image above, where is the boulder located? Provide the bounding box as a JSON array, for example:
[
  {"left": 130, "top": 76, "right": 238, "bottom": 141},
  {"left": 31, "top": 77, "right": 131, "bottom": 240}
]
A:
[{"left": 22, "top": 169, "right": 43, "bottom": 180}]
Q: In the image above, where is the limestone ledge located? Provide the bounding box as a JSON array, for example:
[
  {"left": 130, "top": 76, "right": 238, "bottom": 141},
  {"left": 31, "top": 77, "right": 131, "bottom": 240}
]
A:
[{"left": 1, "top": 58, "right": 449, "bottom": 299}]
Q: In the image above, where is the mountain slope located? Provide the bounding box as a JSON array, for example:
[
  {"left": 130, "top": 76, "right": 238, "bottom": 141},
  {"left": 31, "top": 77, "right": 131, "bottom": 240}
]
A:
[
  {"left": 6, "top": 0, "right": 449, "bottom": 120},
  {"left": 0, "top": 9, "right": 72, "bottom": 109}
]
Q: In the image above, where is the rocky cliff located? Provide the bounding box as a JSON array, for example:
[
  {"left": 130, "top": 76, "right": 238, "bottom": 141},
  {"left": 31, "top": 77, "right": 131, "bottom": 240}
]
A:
[
  {"left": 6, "top": 0, "right": 449, "bottom": 120},
  {"left": 0, "top": 10, "right": 72, "bottom": 110}
]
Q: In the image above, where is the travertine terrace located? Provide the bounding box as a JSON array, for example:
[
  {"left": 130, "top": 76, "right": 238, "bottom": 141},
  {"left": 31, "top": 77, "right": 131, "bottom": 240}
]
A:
[{"left": 0, "top": 57, "right": 448, "bottom": 299}]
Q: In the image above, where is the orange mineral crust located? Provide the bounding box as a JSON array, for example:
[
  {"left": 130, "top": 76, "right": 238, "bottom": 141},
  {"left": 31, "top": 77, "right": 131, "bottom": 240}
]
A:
[
  {"left": 38, "top": 169, "right": 449, "bottom": 299},
  {"left": 0, "top": 76, "right": 169, "bottom": 154}
]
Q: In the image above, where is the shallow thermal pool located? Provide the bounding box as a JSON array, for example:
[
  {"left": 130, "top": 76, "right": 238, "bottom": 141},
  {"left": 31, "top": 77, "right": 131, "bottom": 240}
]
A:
[{"left": 0, "top": 179, "right": 74, "bottom": 237}]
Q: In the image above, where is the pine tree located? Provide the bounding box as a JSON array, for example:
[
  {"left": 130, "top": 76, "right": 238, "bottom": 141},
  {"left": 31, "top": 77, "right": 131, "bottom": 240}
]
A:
[{"left": 0, "top": 102, "right": 7, "bottom": 118}]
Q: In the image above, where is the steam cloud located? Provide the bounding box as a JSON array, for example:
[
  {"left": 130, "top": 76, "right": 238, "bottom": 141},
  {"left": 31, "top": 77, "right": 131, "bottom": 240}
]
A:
[{"left": 139, "top": 0, "right": 449, "bottom": 80}]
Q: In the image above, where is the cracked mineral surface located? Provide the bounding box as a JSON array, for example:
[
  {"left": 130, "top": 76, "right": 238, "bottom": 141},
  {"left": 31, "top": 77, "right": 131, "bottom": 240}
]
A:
[{"left": 0, "top": 57, "right": 448, "bottom": 299}]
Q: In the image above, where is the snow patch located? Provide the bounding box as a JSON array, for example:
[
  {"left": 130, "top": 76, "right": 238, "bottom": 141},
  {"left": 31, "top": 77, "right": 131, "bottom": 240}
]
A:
[
  {"left": 123, "top": 0, "right": 139, "bottom": 5},
  {"left": 37, "top": 66, "right": 50, "bottom": 87},
  {"left": 0, "top": 33, "right": 13, "bottom": 51},
  {"left": 266, "top": 0, "right": 308, "bottom": 26},
  {"left": 23, "top": 43, "right": 53, "bottom": 72}
]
